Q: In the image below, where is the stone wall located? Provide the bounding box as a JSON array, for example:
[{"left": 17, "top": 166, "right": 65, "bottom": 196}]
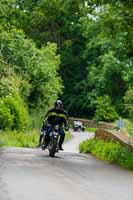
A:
[
  {"left": 69, "top": 117, "right": 114, "bottom": 130},
  {"left": 95, "top": 128, "right": 133, "bottom": 150}
]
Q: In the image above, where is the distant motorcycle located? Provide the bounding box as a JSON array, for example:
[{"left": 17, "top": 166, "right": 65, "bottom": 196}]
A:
[
  {"left": 73, "top": 120, "right": 85, "bottom": 132},
  {"left": 42, "top": 125, "right": 59, "bottom": 157}
]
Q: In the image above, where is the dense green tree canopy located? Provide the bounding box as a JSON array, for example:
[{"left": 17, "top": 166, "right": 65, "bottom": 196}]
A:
[
  {"left": 0, "top": 0, "right": 133, "bottom": 128},
  {"left": 0, "top": 27, "right": 62, "bottom": 109}
]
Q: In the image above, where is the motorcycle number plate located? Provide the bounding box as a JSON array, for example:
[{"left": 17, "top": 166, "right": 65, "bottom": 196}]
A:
[{"left": 54, "top": 132, "right": 58, "bottom": 136}]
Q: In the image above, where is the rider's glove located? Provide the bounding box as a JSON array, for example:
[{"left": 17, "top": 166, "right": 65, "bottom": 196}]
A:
[{"left": 65, "top": 126, "right": 69, "bottom": 131}]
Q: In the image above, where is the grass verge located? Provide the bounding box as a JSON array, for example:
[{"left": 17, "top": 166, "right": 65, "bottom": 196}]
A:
[
  {"left": 85, "top": 127, "right": 97, "bottom": 132},
  {"left": 65, "top": 131, "right": 71, "bottom": 141},
  {"left": 79, "top": 138, "right": 133, "bottom": 170},
  {"left": 124, "top": 119, "right": 133, "bottom": 137},
  {"left": 0, "top": 130, "right": 39, "bottom": 148},
  {"left": 0, "top": 130, "right": 71, "bottom": 148}
]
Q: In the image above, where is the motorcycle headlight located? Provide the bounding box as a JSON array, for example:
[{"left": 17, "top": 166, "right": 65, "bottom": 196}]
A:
[{"left": 55, "top": 125, "right": 59, "bottom": 129}]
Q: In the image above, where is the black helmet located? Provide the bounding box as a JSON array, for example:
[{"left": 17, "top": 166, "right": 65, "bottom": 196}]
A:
[{"left": 55, "top": 99, "right": 63, "bottom": 109}]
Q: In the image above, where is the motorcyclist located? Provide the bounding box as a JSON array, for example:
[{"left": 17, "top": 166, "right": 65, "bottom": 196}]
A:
[{"left": 38, "top": 100, "right": 69, "bottom": 150}]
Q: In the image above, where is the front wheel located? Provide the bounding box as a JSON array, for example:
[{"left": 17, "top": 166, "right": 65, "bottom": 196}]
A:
[{"left": 49, "top": 136, "right": 58, "bottom": 157}]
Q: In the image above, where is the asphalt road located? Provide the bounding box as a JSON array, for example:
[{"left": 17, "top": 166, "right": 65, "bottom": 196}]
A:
[{"left": 0, "top": 131, "right": 133, "bottom": 200}]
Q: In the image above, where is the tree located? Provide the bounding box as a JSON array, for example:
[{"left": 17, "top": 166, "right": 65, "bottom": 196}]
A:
[
  {"left": 0, "top": 56, "right": 29, "bottom": 130},
  {"left": 94, "top": 95, "right": 119, "bottom": 122},
  {"left": 0, "top": 28, "right": 62, "bottom": 111},
  {"left": 124, "top": 87, "right": 133, "bottom": 120},
  {"left": 0, "top": 0, "right": 132, "bottom": 119},
  {"left": 79, "top": 2, "right": 133, "bottom": 116}
]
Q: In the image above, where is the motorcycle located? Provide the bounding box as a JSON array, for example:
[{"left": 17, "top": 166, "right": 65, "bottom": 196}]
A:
[
  {"left": 42, "top": 125, "right": 59, "bottom": 157},
  {"left": 73, "top": 121, "right": 85, "bottom": 132}
]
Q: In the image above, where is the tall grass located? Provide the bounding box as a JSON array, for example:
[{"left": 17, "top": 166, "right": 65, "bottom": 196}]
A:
[
  {"left": 29, "top": 110, "right": 44, "bottom": 129},
  {"left": 0, "top": 130, "right": 39, "bottom": 148},
  {"left": 79, "top": 138, "right": 133, "bottom": 170},
  {"left": 0, "top": 130, "right": 71, "bottom": 148},
  {"left": 85, "top": 127, "right": 97, "bottom": 132}
]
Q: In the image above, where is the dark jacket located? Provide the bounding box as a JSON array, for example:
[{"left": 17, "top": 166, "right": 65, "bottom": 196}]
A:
[{"left": 43, "top": 108, "right": 68, "bottom": 128}]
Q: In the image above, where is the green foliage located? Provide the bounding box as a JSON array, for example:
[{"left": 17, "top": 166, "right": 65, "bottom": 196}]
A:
[
  {"left": 124, "top": 119, "right": 133, "bottom": 137},
  {"left": 0, "top": 58, "right": 29, "bottom": 131},
  {"left": 79, "top": 138, "right": 97, "bottom": 153},
  {"left": 0, "top": 25, "right": 62, "bottom": 131},
  {"left": 29, "top": 109, "right": 44, "bottom": 129},
  {"left": 0, "top": 129, "right": 71, "bottom": 148},
  {"left": 94, "top": 96, "right": 119, "bottom": 122},
  {"left": 76, "top": 1, "right": 133, "bottom": 117},
  {"left": 117, "top": 146, "right": 133, "bottom": 170},
  {"left": 0, "top": 28, "right": 62, "bottom": 111},
  {"left": 0, "top": 130, "right": 38, "bottom": 148},
  {"left": 0, "top": 0, "right": 132, "bottom": 121},
  {"left": 124, "top": 87, "right": 133, "bottom": 120},
  {"left": 85, "top": 127, "right": 97, "bottom": 132},
  {"left": 0, "top": 96, "right": 29, "bottom": 131},
  {"left": 0, "top": 0, "right": 88, "bottom": 117},
  {"left": 4, "top": 96, "right": 29, "bottom": 130},
  {"left": 80, "top": 138, "right": 133, "bottom": 170},
  {"left": 0, "top": 102, "right": 14, "bottom": 130},
  {"left": 65, "top": 131, "right": 71, "bottom": 141},
  {"left": 0, "top": 55, "right": 15, "bottom": 97}
]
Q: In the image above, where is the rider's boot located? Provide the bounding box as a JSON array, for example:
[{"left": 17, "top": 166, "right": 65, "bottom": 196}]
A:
[
  {"left": 42, "top": 143, "right": 47, "bottom": 150},
  {"left": 37, "top": 135, "right": 43, "bottom": 148},
  {"left": 59, "top": 146, "right": 64, "bottom": 151},
  {"left": 58, "top": 135, "right": 65, "bottom": 151},
  {"left": 42, "top": 135, "right": 49, "bottom": 150}
]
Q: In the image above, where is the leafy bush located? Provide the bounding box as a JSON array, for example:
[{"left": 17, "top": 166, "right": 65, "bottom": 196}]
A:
[
  {"left": 79, "top": 139, "right": 97, "bottom": 153},
  {"left": 124, "top": 87, "right": 133, "bottom": 120},
  {"left": 0, "top": 96, "right": 29, "bottom": 131},
  {"left": 117, "top": 146, "right": 133, "bottom": 170},
  {"left": 94, "top": 96, "right": 119, "bottom": 122},
  {"left": 80, "top": 138, "right": 133, "bottom": 170},
  {"left": 0, "top": 102, "right": 13, "bottom": 130},
  {"left": 0, "top": 29, "right": 62, "bottom": 110},
  {"left": 4, "top": 96, "right": 29, "bottom": 130}
]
